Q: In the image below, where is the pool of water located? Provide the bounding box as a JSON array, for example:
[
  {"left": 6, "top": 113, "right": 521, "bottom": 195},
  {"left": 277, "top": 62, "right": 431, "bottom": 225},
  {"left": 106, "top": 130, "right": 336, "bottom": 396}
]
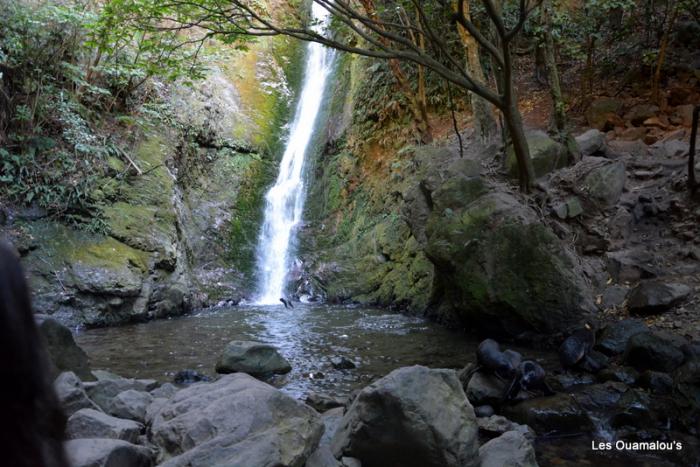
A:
[{"left": 76, "top": 304, "right": 487, "bottom": 399}]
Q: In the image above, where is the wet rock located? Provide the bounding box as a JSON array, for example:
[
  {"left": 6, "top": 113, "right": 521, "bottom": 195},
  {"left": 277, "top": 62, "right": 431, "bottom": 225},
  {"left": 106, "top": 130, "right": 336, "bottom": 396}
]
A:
[
  {"left": 331, "top": 356, "right": 356, "bottom": 370},
  {"left": 571, "top": 382, "right": 629, "bottom": 411},
  {"left": 477, "top": 415, "right": 535, "bottom": 441},
  {"left": 66, "top": 408, "right": 143, "bottom": 443},
  {"left": 503, "top": 393, "right": 593, "bottom": 435},
  {"left": 506, "top": 130, "right": 568, "bottom": 178},
  {"left": 151, "top": 373, "right": 322, "bottom": 466},
  {"left": 331, "top": 366, "right": 479, "bottom": 467},
  {"left": 150, "top": 382, "right": 178, "bottom": 399},
  {"left": 627, "top": 281, "right": 691, "bottom": 315},
  {"left": 466, "top": 372, "right": 507, "bottom": 406},
  {"left": 585, "top": 97, "right": 624, "bottom": 130},
  {"left": 306, "top": 391, "right": 348, "bottom": 412},
  {"left": 107, "top": 389, "right": 153, "bottom": 423},
  {"left": 576, "top": 129, "right": 606, "bottom": 157},
  {"left": 609, "top": 389, "right": 655, "bottom": 429},
  {"left": 54, "top": 371, "right": 101, "bottom": 417},
  {"left": 173, "top": 369, "right": 210, "bottom": 385},
  {"left": 550, "top": 372, "right": 595, "bottom": 391},
  {"left": 624, "top": 332, "right": 685, "bottom": 373},
  {"left": 85, "top": 376, "right": 157, "bottom": 411},
  {"left": 457, "top": 363, "right": 477, "bottom": 389},
  {"left": 474, "top": 405, "right": 495, "bottom": 418},
  {"left": 479, "top": 431, "right": 539, "bottom": 467},
  {"left": 596, "top": 319, "right": 648, "bottom": 356},
  {"left": 64, "top": 438, "right": 153, "bottom": 467},
  {"left": 35, "top": 315, "right": 92, "bottom": 380},
  {"left": 215, "top": 340, "right": 292, "bottom": 376},
  {"left": 637, "top": 371, "right": 673, "bottom": 394},
  {"left": 597, "top": 365, "right": 639, "bottom": 385},
  {"left": 600, "top": 285, "right": 629, "bottom": 310}
]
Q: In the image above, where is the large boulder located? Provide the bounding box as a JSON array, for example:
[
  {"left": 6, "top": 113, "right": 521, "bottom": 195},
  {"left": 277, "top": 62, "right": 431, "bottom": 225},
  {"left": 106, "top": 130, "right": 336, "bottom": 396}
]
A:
[
  {"left": 574, "top": 157, "right": 626, "bottom": 207},
  {"left": 66, "top": 408, "right": 143, "bottom": 443},
  {"left": 64, "top": 438, "right": 153, "bottom": 467},
  {"left": 425, "top": 190, "right": 592, "bottom": 334},
  {"left": 35, "top": 315, "right": 92, "bottom": 380},
  {"left": 506, "top": 130, "right": 569, "bottom": 178},
  {"left": 54, "top": 371, "right": 101, "bottom": 417},
  {"left": 330, "top": 366, "right": 479, "bottom": 467},
  {"left": 107, "top": 389, "right": 153, "bottom": 423},
  {"left": 150, "top": 373, "right": 322, "bottom": 466},
  {"left": 215, "top": 340, "right": 292, "bottom": 376},
  {"left": 479, "top": 431, "right": 539, "bottom": 467}
]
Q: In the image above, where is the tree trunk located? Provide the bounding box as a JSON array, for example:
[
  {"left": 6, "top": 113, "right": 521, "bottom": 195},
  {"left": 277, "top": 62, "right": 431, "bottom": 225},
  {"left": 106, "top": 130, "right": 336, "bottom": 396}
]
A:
[
  {"left": 504, "top": 101, "right": 534, "bottom": 192},
  {"left": 453, "top": 0, "right": 498, "bottom": 143},
  {"left": 542, "top": 0, "right": 577, "bottom": 164},
  {"left": 652, "top": 1, "right": 679, "bottom": 106}
]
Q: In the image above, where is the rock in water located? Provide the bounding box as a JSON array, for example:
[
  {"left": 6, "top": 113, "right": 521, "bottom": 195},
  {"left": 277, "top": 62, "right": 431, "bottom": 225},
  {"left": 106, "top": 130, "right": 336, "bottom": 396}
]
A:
[
  {"left": 66, "top": 408, "right": 143, "bottom": 443},
  {"left": 330, "top": 365, "right": 479, "bottom": 467},
  {"left": 215, "top": 340, "right": 292, "bottom": 376},
  {"left": 35, "top": 314, "right": 92, "bottom": 380},
  {"left": 150, "top": 373, "right": 322, "bottom": 466},
  {"left": 64, "top": 438, "right": 153, "bottom": 467},
  {"left": 479, "top": 431, "right": 539, "bottom": 467}
]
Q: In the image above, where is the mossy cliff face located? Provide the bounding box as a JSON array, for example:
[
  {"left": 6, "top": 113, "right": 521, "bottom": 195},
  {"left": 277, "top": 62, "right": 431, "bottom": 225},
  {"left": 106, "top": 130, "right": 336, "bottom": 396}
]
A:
[
  {"left": 2, "top": 34, "right": 304, "bottom": 327},
  {"left": 299, "top": 54, "right": 593, "bottom": 335}
]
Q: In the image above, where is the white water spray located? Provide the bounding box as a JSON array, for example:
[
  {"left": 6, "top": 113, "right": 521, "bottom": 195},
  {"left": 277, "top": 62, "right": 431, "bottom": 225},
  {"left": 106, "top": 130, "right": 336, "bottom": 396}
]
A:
[{"left": 254, "top": 4, "right": 333, "bottom": 304}]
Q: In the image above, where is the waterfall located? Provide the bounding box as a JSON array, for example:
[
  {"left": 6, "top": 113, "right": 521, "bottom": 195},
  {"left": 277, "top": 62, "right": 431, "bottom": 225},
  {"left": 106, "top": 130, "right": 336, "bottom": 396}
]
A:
[{"left": 254, "top": 4, "right": 333, "bottom": 304}]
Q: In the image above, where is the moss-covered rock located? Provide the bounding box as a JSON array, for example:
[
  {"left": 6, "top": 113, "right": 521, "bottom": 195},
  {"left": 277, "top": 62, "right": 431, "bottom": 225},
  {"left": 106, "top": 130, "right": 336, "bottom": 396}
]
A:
[{"left": 505, "top": 130, "right": 569, "bottom": 178}]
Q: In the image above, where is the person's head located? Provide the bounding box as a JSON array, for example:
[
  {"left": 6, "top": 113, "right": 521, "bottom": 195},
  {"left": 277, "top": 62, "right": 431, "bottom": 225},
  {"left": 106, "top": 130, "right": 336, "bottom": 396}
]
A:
[{"left": 0, "top": 242, "right": 68, "bottom": 467}]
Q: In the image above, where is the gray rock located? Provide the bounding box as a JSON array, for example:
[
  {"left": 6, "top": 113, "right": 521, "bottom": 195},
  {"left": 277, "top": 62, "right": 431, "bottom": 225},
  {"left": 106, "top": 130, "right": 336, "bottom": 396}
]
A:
[
  {"left": 479, "top": 431, "right": 539, "bottom": 467},
  {"left": 553, "top": 197, "right": 583, "bottom": 219},
  {"left": 66, "top": 408, "right": 143, "bottom": 443},
  {"left": 605, "top": 249, "right": 658, "bottom": 283},
  {"left": 306, "top": 408, "right": 346, "bottom": 467},
  {"left": 596, "top": 319, "right": 648, "bottom": 356},
  {"left": 85, "top": 377, "right": 155, "bottom": 411},
  {"left": 477, "top": 415, "right": 535, "bottom": 441},
  {"left": 54, "top": 371, "right": 101, "bottom": 417},
  {"left": 144, "top": 397, "right": 168, "bottom": 426},
  {"left": 64, "top": 438, "right": 153, "bottom": 467},
  {"left": 624, "top": 332, "right": 685, "bottom": 373},
  {"left": 585, "top": 97, "right": 624, "bottom": 130},
  {"left": 35, "top": 315, "right": 92, "bottom": 380},
  {"left": 150, "top": 373, "right": 322, "bottom": 466},
  {"left": 331, "top": 366, "right": 479, "bottom": 467},
  {"left": 576, "top": 129, "right": 606, "bottom": 157},
  {"left": 474, "top": 405, "right": 495, "bottom": 417},
  {"left": 627, "top": 281, "right": 691, "bottom": 315},
  {"left": 215, "top": 340, "right": 292, "bottom": 376},
  {"left": 597, "top": 366, "right": 639, "bottom": 385},
  {"left": 341, "top": 457, "right": 362, "bottom": 467},
  {"left": 107, "top": 389, "right": 153, "bottom": 423},
  {"left": 625, "top": 104, "right": 659, "bottom": 126},
  {"left": 466, "top": 372, "right": 507, "bottom": 406},
  {"left": 150, "top": 382, "right": 178, "bottom": 399},
  {"left": 580, "top": 158, "right": 626, "bottom": 206}
]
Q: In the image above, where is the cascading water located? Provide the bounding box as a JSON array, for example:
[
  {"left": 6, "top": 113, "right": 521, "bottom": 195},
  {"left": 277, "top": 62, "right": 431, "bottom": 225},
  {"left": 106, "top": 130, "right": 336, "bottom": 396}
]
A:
[{"left": 254, "top": 4, "right": 333, "bottom": 304}]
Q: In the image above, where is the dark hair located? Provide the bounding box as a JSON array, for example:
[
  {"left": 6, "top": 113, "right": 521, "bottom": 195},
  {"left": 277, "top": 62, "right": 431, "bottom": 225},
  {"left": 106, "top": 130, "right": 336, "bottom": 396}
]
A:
[{"left": 0, "top": 242, "right": 69, "bottom": 467}]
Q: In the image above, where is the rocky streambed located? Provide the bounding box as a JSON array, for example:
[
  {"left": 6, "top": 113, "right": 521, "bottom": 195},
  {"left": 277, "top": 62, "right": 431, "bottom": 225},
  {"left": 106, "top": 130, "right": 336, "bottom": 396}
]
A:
[{"left": 37, "top": 304, "right": 700, "bottom": 466}]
